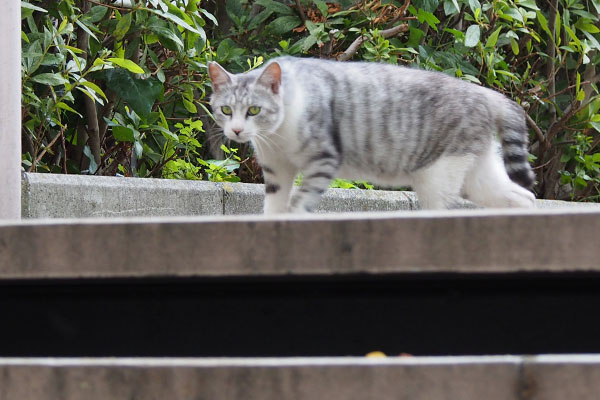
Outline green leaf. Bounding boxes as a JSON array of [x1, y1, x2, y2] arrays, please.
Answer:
[[248, 9, 274, 30], [30, 73, 68, 86], [485, 27, 502, 48], [56, 101, 82, 116], [255, 0, 294, 15], [105, 69, 163, 116], [201, 8, 218, 26], [560, 153, 572, 163], [87, 6, 108, 23], [83, 146, 98, 174], [517, 0, 539, 10], [114, 12, 132, 41], [80, 80, 108, 101], [74, 19, 99, 43], [564, 25, 582, 48], [21, 1, 47, 13], [502, 8, 524, 23], [134, 141, 144, 158], [578, 23, 600, 34], [417, 9, 440, 32], [536, 11, 551, 37], [577, 89, 585, 101], [267, 15, 302, 35], [147, 8, 202, 35], [465, 25, 481, 47], [510, 38, 520, 55], [108, 57, 145, 74], [182, 97, 197, 113], [148, 24, 184, 50], [113, 125, 135, 142], [314, 0, 329, 16], [225, 0, 243, 20], [151, 125, 178, 141]]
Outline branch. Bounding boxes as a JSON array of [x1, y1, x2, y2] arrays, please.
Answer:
[[295, 0, 306, 22], [546, 0, 558, 126], [336, 23, 409, 61], [545, 100, 581, 149], [525, 113, 546, 147], [32, 126, 66, 170], [77, 0, 101, 168]]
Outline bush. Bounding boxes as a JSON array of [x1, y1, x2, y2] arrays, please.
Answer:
[[21, 0, 600, 201]]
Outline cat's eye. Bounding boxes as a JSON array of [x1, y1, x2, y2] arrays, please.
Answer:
[[247, 106, 261, 116], [221, 106, 232, 115]]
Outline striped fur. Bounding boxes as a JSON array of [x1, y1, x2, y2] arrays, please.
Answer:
[[208, 57, 535, 213]]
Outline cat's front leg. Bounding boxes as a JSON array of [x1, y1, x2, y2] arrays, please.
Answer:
[[262, 164, 296, 215], [289, 152, 340, 213]]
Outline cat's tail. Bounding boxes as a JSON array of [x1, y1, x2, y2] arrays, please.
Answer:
[[497, 100, 536, 190]]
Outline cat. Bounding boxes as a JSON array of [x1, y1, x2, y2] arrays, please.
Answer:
[[208, 57, 536, 214]]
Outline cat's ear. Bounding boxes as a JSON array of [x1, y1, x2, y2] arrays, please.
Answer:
[[208, 62, 232, 92], [257, 62, 282, 95]]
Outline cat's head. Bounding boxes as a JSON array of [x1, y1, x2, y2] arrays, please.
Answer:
[[208, 61, 284, 143]]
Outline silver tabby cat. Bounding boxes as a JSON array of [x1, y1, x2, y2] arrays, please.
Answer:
[[208, 57, 535, 213]]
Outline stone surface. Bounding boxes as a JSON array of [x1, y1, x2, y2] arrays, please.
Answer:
[[2, 355, 600, 400], [522, 355, 600, 400], [222, 181, 264, 214], [0, 356, 522, 400], [1, 208, 600, 279], [317, 187, 417, 212], [21, 173, 600, 219], [22, 173, 223, 218]]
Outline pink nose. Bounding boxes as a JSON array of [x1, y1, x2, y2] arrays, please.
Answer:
[[232, 128, 242, 136]]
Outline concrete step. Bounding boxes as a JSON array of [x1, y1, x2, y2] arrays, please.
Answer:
[[1, 356, 600, 400], [8, 174, 600, 399], [2, 209, 599, 279], [21, 172, 600, 218]]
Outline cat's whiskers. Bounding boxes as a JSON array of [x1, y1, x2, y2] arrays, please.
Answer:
[[252, 132, 279, 154]]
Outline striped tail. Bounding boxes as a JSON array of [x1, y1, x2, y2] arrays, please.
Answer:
[[499, 101, 536, 190]]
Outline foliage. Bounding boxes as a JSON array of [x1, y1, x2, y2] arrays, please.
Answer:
[[21, 0, 600, 201], [21, 0, 242, 182]]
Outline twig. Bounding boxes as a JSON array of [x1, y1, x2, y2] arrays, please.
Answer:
[[32, 127, 66, 169], [60, 126, 68, 174], [525, 113, 546, 147], [294, 0, 306, 22], [532, 154, 557, 170], [545, 100, 582, 149], [337, 23, 409, 61], [546, 0, 558, 127], [84, 0, 133, 11]]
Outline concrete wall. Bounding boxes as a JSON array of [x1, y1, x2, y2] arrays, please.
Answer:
[[0, 0, 21, 220], [21, 173, 600, 219], [2, 208, 600, 279], [1, 356, 599, 400]]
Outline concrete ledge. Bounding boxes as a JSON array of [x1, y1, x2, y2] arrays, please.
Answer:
[[0, 355, 599, 399], [21, 173, 223, 218], [2, 209, 600, 279], [21, 173, 600, 218]]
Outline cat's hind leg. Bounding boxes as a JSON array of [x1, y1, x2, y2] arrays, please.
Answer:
[[462, 142, 535, 208], [411, 155, 476, 209]]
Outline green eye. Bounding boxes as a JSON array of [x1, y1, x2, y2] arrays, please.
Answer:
[[221, 106, 232, 115], [247, 106, 261, 116]]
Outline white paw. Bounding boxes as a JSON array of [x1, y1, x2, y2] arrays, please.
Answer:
[[505, 186, 536, 208]]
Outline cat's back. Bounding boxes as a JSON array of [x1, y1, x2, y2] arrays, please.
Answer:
[[273, 56, 490, 104]]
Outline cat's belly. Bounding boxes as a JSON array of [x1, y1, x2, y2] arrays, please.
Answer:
[[336, 164, 413, 187]]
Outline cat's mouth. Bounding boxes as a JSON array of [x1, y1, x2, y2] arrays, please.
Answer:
[[225, 131, 251, 143]]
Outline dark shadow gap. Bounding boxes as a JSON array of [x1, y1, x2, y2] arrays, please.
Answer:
[[1, 273, 600, 357]]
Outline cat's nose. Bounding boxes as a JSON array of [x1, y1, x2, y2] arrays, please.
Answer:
[[232, 128, 243, 136]]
